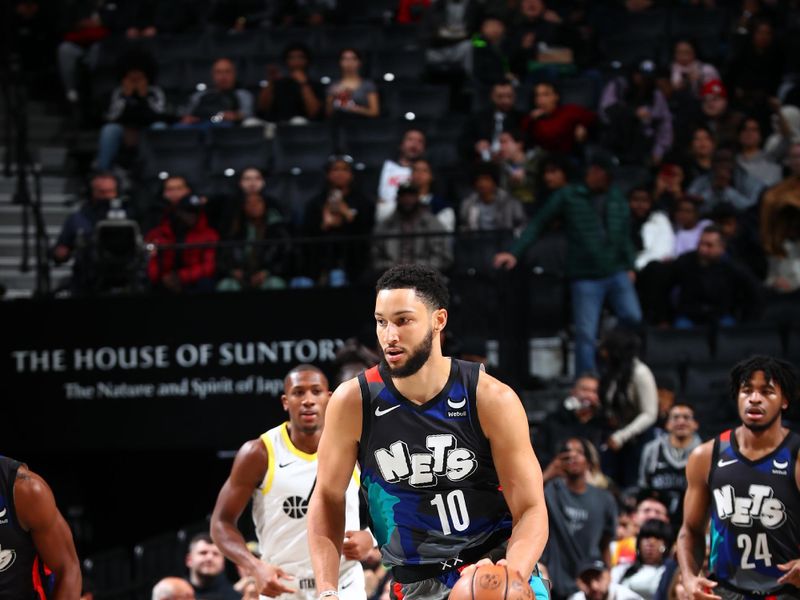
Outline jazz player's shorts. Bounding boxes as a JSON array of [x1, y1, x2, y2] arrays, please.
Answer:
[[261, 565, 366, 600]]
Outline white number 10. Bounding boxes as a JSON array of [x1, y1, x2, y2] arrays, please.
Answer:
[[430, 490, 471, 535]]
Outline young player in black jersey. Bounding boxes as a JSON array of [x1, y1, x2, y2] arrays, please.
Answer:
[[0, 457, 81, 600], [677, 356, 800, 600], [308, 264, 548, 600]]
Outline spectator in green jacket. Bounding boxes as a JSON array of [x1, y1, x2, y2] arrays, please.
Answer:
[[494, 156, 642, 374]]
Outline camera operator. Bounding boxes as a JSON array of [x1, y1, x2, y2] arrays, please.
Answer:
[[52, 171, 120, 294]]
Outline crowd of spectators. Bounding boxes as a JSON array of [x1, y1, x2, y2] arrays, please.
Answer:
[[16, 4, 800, 599], [31, 0, 797, 337]]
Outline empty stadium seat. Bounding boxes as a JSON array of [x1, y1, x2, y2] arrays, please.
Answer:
[[275, 123, 335, 146], [786, 329, 800, 363], [340, 118, 401, 144], [208, 126, 266, 147], [317, 26, 375, 56], [273, 136, 334, 173], [371, 50, 427, 83], [347, 139, 396, 169], [644, 327, 712, 367], [207, 31, 261, 59], [558, 78, 597, 110], [714, 325, 783, 363], [151, 34, 207, 62], [209, 141, 272, 175], [374, 25, 424, 52], [384, 84, 450, 120], [260, 28, 319, 57]]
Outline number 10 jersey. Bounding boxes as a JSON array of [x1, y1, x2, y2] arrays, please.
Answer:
[[357, 359, 512, 570]]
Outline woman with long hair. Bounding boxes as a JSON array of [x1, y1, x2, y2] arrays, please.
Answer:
[[611, 519, 673, 600], [598, 327, 658, 487], [325, 48, 380, 118]]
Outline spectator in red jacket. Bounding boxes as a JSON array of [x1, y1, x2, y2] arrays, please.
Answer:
[[145, 193, 219, 293], [523, 81, 595, 156]]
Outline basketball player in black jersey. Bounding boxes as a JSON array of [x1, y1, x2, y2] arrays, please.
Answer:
[[308, 264, 548, 600], [677, 356, 800, 600], [0, 457, 81, 599]]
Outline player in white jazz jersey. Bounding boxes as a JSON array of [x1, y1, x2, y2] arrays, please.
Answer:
[[211, 365, 374, 600]]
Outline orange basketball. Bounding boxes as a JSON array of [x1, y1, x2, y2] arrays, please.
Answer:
[[448, 564, 533, 600]]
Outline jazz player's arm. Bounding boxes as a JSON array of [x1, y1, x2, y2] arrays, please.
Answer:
[[477, 372, 549, 581], [308, 377, 362, 595], [14, 466, 81, 600], [211, 439, 297, 597], [676, 441, 721, 600]]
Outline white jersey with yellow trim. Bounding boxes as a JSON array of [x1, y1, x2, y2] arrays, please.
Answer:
[[253, 422, 365, 600]]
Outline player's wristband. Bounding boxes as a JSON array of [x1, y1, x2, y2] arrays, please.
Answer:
[[319, 590, 339, 600]]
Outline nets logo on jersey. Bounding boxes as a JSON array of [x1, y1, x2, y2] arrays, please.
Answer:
[[282, 496, 309, 519], [714, 484, 787, 529], [374, 434, 478, 488], [0, 545, 16, 572]]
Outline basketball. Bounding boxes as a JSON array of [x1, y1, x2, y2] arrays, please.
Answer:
[[449, 564, 533, 600]]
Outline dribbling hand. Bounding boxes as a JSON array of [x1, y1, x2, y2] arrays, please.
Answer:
[[683, 574, 721, 600], [252, 561, 297, 597]]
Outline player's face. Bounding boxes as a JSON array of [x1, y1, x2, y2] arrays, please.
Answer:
[[282, 370, 330, 434], [738, 370, 786, 432], [375, 288, 443, 378], [186, 540, 225, 578], [665, 406, 697, 439]]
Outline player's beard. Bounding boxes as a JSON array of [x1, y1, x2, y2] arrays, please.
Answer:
[[742, 410, 781, 432], [382, 327, 434, 379]]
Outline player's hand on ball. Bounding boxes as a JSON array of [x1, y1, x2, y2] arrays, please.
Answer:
[[777, 559, 800, 586], [682, 574, 721, 600], [253, 562, 297, 597], [458, 557, 499, 580]]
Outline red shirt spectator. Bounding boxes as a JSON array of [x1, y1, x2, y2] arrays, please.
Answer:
[[397, 0, 430, 23], [145, 195, 219, 291], [523, 82, 596, 155]]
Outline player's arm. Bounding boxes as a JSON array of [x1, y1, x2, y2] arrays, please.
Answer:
[[308, 377, 363, 594], [477, 372, 548, 581], [211, 440, 297, 597], [776, 451, 800, 587], [14, 467, 81, 600], [677, 441, 720, 600]]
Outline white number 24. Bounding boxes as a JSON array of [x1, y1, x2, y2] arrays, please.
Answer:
[[737, 533, 772, 569]]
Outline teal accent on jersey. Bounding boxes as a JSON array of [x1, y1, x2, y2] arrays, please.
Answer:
[[709, 518, 723, 573], [363, 474, 400, 548]]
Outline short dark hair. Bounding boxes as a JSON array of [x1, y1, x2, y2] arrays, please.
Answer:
[[701, 224, 725, 240], [283, 42, 312, 63], [473, 162, 500, 185], [729, 355, 798, 408], [188, 532, 213, 551], [376, 264, 449, 310], [284, 364, 328, 390], [638, 518, 673, 545]]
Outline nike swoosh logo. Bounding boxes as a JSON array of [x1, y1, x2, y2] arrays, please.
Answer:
[[278, 461, 296, 468], [717, 458, 738, 467], [447, 398, 467, 409], [773, 460, 789, 469], [341, 581, 353, 590], [375, 405, 401, 417]]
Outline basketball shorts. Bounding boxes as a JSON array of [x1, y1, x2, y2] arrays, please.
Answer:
[[261, 564, 366, 600]]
